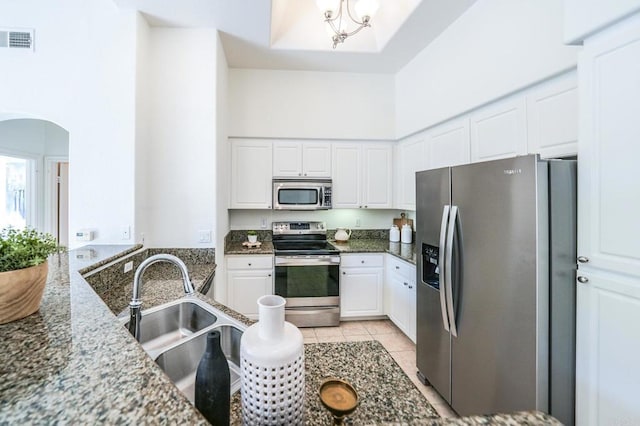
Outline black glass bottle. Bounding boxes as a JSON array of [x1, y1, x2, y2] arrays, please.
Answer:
[[195, 330, 230, 425]]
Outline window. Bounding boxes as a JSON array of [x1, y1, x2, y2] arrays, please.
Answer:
[[0, 155, 29, 230]]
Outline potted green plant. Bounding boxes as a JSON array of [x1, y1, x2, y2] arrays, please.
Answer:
[[0, 227, 59, 324], [247, 230, 258, 244]]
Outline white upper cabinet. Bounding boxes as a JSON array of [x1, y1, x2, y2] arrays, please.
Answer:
[[331, 143, 361, 208], [302, 143, 332, 177], [396, 137, 427, 211], [427, 117, 471, 169], [272, 142, 302, 176], [470, 96, 527, 162], [361, 143, 393, 209], [577, 15, 640, 277], [272, 141, 331, 178], [332, 142, 392, 209], [526, 73, 579, 158], [230, 139, 273, 209]]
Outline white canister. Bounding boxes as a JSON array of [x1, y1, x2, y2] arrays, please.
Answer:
[[401, 224, 413, 244], [389, 225, 400, 242]]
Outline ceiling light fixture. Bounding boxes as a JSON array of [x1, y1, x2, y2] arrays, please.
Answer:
[[316, 0, 380, 49]]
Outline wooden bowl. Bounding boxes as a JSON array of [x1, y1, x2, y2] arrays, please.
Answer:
[[0, 262, 48, 324], [319, 378, 359, 422]]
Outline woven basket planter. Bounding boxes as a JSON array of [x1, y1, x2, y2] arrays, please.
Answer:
[[0, 262, 48, 324]]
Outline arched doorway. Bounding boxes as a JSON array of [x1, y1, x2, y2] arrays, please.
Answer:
[[0, 118, 70, 246]]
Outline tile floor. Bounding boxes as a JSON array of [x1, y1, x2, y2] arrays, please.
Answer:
[[303, 319, 457, 418]]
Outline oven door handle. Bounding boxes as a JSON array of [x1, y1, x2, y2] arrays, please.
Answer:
[[285, 306, 339, 312], [275, 257, 341, 266]]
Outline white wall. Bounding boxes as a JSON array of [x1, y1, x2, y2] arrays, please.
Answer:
[[395, 0, 580, 139], [137, 28, 218, 248], [564, 0, 640, 43], [0, 119, 68, 157], [214, 33, 229, 302], [228, 69, 395, 140], [0, 0, 138, 248], [134, 13, 150, 246]]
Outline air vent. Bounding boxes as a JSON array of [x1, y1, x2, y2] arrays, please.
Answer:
[[0, 28, 35, 51]]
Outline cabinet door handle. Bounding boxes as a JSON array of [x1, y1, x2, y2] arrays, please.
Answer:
[[408, 285, 413, 289], [248, 263, 252, 266], [342, 271, 346, 275], [268, 273, 272, 277], [403, 282, 408, 286], [304, 173, 307, 176], [361, 260, 365, 264], [395, 266, 399, 269], [298, 173, 302, 176], [577, 276, 589, 284], [577, 256, 589, 263], [364, 205, 368, 208]]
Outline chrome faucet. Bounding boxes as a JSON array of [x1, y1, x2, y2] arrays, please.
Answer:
[[128, 254, 196, 341]]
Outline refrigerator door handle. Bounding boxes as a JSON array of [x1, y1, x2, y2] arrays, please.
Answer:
[[445, 205, 459, 337], [439, 205, 451, 332]]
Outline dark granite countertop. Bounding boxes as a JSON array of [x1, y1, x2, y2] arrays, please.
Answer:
[[224, 235, 416, 265], [0, 244, 557, 425], [225, 240, 274, 255], [330, 238, 417, 265], [0, 245, 210, 424]]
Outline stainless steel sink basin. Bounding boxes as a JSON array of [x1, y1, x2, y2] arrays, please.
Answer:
[[155, 325, 243, 402], [121, 297, 247, 401], [123, 299, 217, 356]]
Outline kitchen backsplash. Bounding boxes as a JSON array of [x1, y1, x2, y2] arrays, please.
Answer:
[[225, 229, 390, 242]]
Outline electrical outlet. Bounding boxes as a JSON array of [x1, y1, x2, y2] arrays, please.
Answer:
[[198, 230, 212, 243], [121, 225, 131, 240], [260, 217, 267, 229], [124, 261, 133, 273], [355, 218, 361, 227]]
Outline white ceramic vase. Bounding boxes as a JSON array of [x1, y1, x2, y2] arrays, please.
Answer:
[[240, 295, 305, 425]]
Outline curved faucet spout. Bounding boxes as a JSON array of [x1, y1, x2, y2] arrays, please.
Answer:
[[128, 254, 196, 341]]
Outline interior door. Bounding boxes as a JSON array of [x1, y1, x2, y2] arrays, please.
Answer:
[[416, 166, 452, 403], [450, 155, 546, 416]]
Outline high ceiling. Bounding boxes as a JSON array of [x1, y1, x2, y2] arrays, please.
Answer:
[[113, 0, 476, 73]]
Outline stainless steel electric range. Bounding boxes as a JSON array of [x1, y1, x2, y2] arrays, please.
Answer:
[[272, 221, 340, 327]]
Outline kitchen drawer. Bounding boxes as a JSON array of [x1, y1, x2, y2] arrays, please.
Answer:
[[226, 255, 273, 270], [386, 255, 416, 281], [340, 253, 384, 268]]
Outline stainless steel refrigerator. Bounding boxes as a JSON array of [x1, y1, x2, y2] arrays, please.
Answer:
[[416, 154, 576, 425]]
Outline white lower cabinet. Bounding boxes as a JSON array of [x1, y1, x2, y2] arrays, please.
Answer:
[[340, 254, 384, 318], [386, 255, 417, 342], [576, 268, 640, 425], [226, 255, 273, 320]]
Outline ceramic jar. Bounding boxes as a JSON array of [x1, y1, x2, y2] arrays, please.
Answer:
[[240, 295, 305, 425], [389, 225, 400, 243], [401, 224, 413, 244]]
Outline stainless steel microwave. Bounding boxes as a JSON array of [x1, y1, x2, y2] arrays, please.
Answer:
[[272, 178, 332, 210]]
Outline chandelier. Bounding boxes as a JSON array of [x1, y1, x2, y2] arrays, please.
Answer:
[[316, 0, 380, 49]]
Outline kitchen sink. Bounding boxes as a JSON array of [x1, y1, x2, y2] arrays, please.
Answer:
[[155, 325, 243, 402], [123, 299, 218, 356], [121, 297, 246, 401]]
